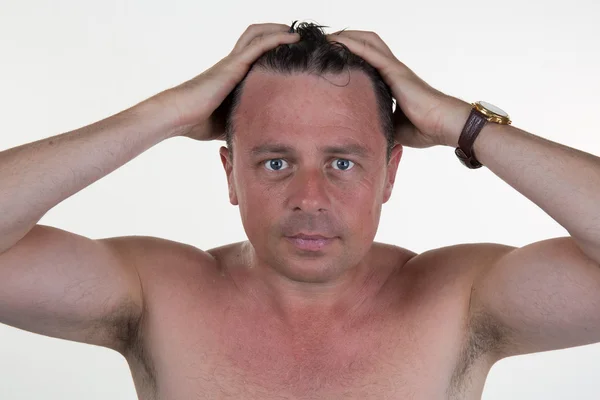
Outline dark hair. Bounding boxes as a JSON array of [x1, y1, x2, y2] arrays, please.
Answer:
[[217, 21, 398, 161]]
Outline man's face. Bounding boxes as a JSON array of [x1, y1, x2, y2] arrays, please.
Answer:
[[219, 69, 402, 283]]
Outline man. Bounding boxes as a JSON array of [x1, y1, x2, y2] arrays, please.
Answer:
[[1, 20, 599, 399]]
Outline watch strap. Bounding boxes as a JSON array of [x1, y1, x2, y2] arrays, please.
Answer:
[[454, 107, 487, 169]]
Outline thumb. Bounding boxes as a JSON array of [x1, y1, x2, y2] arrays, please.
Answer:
[[392, 106, 438, 149]]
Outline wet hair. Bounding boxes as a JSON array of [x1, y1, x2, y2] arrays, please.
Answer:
[[215, 21, 399, 162]]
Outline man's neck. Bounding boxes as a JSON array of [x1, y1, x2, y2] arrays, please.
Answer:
[[227, 241, 395, 330]]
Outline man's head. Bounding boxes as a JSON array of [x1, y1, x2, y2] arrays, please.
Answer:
[[218, 22, 404, 283]]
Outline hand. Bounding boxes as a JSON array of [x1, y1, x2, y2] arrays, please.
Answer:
[[155, 23, 300, 141], [326, 30, 471, 148]]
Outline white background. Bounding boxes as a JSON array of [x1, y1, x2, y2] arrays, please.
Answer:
[[1, 0, 600, 398]]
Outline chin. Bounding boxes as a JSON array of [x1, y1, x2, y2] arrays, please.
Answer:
[[272, 244, 354, 283], [274, 259, 347, 283]]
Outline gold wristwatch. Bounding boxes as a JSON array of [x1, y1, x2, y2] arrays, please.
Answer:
[[455, 101, 512, 169]]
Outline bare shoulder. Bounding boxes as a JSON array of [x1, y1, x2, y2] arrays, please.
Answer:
[[110, 235, 214, 261], [403, 241, 516, 282], [107, 235, 220, 282]]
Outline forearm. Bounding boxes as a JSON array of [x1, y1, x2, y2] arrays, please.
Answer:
[[444, 101, 600, 262], [0, 95, 179, 254]]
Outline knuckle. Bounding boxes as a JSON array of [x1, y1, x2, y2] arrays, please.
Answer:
[[243, 24, 259, 35]]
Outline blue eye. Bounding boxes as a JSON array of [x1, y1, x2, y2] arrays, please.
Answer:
[[264, 159, 289, 171], [332, 158, 354, 171]]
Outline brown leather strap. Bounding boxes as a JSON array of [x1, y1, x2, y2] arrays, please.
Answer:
[[454, 108, 487, 169]]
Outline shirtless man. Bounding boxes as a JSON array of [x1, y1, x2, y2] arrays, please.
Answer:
[[1, 21, 600, 399]]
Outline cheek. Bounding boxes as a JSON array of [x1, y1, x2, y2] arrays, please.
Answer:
[[359, 175, 386, 221], [338, 177, 383, 227], [348, 174, 383, 208], [237, 177, 280, 233]]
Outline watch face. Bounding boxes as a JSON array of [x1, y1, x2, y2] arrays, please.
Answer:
[[479, 101, 508, 117]]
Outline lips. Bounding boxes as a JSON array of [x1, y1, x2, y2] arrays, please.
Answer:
[[288, 233, 333, 240], [285, 233, 336, 251]]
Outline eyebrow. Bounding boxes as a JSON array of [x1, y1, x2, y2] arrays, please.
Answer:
[[250, 143, 370, 158]]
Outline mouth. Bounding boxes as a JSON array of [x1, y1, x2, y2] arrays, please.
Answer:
[[285, 234, 336, 252]]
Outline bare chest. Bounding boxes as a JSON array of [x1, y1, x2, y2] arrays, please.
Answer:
[[125, 249, 491, 399], [132, 307, 467, 398]]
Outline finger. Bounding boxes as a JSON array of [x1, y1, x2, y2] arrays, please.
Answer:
[[235, 30, 300, 67], [233, 23, 293, 52], [328, 30, 395, 58], [326, 33, 400, 80]]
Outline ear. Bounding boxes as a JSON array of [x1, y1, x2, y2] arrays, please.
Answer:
[[382, 144, 403, 204], [219, 146, 238, 206]]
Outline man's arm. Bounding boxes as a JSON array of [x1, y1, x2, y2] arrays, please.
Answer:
[[469, 237, 600, 359], [454, 116, 600, 358], [0, 97, 177, 354], [0, 98, 176, 255], [0, 226, 145, 354]]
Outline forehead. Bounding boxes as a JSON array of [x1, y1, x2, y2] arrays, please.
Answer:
[[232, 68, 384, 155]]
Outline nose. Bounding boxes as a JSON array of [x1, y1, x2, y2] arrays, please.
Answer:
[[288, 168, 331, 213]]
